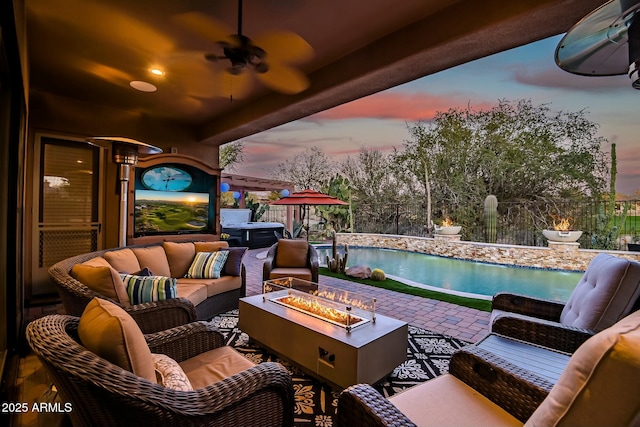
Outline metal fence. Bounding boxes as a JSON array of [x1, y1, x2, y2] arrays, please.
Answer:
[[261, 200, 640, 249]]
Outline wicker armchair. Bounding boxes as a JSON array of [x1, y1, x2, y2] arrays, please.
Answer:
[[49, 246, 198, 334], [491, 253, 640, 353], [338, 310, 640, 426], [26, 315, 294, 427], [263, 240, 319, 283]]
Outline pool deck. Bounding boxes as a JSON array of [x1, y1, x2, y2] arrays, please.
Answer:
[[246, 248, 490, 343]]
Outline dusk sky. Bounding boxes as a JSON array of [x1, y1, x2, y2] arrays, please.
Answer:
[[231, 35, 640, 195]]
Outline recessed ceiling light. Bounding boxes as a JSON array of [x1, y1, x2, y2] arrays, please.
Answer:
[[130, 80, 157, 92], [150, 68, 164, 76]]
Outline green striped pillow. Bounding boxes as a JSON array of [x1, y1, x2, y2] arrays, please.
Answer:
[[120, 274, 178, 305], [185, 251, 229, 279]]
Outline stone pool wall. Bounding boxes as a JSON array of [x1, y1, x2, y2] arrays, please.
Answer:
[[335, 233, 640, 271]]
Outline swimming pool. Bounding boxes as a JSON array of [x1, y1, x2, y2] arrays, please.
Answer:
[[316, 246, 583, 302]]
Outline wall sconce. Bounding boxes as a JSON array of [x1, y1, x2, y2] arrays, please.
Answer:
[[87, 137, 162, 247], [220, 182, 231, 192]]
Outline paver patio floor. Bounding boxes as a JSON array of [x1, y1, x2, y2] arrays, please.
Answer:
[[245, 248, 490, 343]]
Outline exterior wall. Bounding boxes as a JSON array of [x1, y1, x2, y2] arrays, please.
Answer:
[[336, 233, 640, 271]]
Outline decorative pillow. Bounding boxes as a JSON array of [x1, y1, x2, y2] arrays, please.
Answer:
[[78, 298, 156, 383], [133, 267, 153, 276], [185, 251, 229, 279], [132, 246, 171, 277], [151, 353, 193, 391], [71, 264, 130, 307], [163, 241, 196, 278], [220, 247, 248, 276], [120, 274, 178, 305], [275, 239, 309, 268]]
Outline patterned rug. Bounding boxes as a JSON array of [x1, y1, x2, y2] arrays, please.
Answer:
[[210, 310, 470, 427]]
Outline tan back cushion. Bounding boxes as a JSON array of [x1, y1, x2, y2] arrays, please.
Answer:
[[526, 310, 640, 426], [132, 246, 171, 277], [275, 239, 309, 268], [78, 298, 156, 383], [103, 248, 141, 273], [70, 264, 130, 307], [194, 241, 229, 253], [163, 242, 196, 278], [560, 253, 640, 332]]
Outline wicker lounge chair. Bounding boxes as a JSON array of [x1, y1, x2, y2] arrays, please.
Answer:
[[490, 253, 640, 353], [337, 309, 640, 426], [26, 307, 294, 427], [263, 239, 319, 283]]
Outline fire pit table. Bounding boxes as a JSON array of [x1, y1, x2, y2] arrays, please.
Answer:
[[238, 277, 408, 389]]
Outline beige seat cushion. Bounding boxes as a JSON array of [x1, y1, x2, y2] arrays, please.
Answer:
[[103, 248, 141, 273], [180, 346, 256, 390], [194, 241, 229, 253], [389, 374, 522, 427], [178, 276, 242, 297], [71, 264, 130, 307], [78, 298, 156, 383], [275, 240, 309, 268], [132, 246, 171, 277], [525, 309, 640, 426], [175, 282, 208, 306], [269, 268, 312, 282], [163, 241, 196, 278]]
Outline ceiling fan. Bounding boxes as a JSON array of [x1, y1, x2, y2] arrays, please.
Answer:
[[555, 0, 640, 89], [176, 0, 314, 96]]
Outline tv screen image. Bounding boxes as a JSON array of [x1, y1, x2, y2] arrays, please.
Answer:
[[134, 190, 210, 235]]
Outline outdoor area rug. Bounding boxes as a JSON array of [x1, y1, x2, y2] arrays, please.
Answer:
[[210, 309, 470, 427]]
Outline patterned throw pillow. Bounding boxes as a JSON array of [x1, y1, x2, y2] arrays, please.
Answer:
[[120, 274, 178, 305], [185, 251, 229, 279], [151, 353, 193, 391]]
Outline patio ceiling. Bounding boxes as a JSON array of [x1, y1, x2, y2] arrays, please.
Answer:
[[25, 0, 608, 148]]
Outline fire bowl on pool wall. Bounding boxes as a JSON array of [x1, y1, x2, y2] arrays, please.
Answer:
[[542, 229, 583, 243], [435, 225, 462, 235]]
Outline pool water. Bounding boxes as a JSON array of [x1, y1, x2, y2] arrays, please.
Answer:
[[317, 246, 582, 302]]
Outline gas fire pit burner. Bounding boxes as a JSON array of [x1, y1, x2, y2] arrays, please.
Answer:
[[271, 294, 367, 329]]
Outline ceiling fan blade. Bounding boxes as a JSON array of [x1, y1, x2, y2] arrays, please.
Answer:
[[254, 31, 314, 64], [174, 12, 236, 46], [257, 63, 310, 94]]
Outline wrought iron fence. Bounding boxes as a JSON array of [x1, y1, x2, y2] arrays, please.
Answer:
[[260, 199, 640, 250]]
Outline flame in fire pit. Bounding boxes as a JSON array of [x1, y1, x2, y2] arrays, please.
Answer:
[[274, 295, 365, 327], [553, 217, 573, 231], [441, 217, 454, 227]]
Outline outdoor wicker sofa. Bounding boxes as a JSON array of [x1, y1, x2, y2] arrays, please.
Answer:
[[337, 309, 640, 426], [26, 300, 294, 427], [49, 240, 247, 333], [490, 252, 640, 353]]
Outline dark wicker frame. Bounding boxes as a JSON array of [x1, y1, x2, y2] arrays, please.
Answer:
[[26, 315, 294, 427], [491, 292, 594, 353], [337, 345, 554, 426], [48, 241, 246, 334], [262, 242, 320, 283]]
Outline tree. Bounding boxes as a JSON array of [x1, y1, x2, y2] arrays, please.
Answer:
[[394, 99, 610, 236], [271, 146, 335, 190], [219, 141, 245, 171], [340, 147, 399, 203]]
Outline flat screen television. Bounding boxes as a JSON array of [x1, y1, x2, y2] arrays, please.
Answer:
[[133, 164, 216, 237]]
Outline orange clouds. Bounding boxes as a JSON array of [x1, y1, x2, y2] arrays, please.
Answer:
[[312, 92, 493, 121]]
